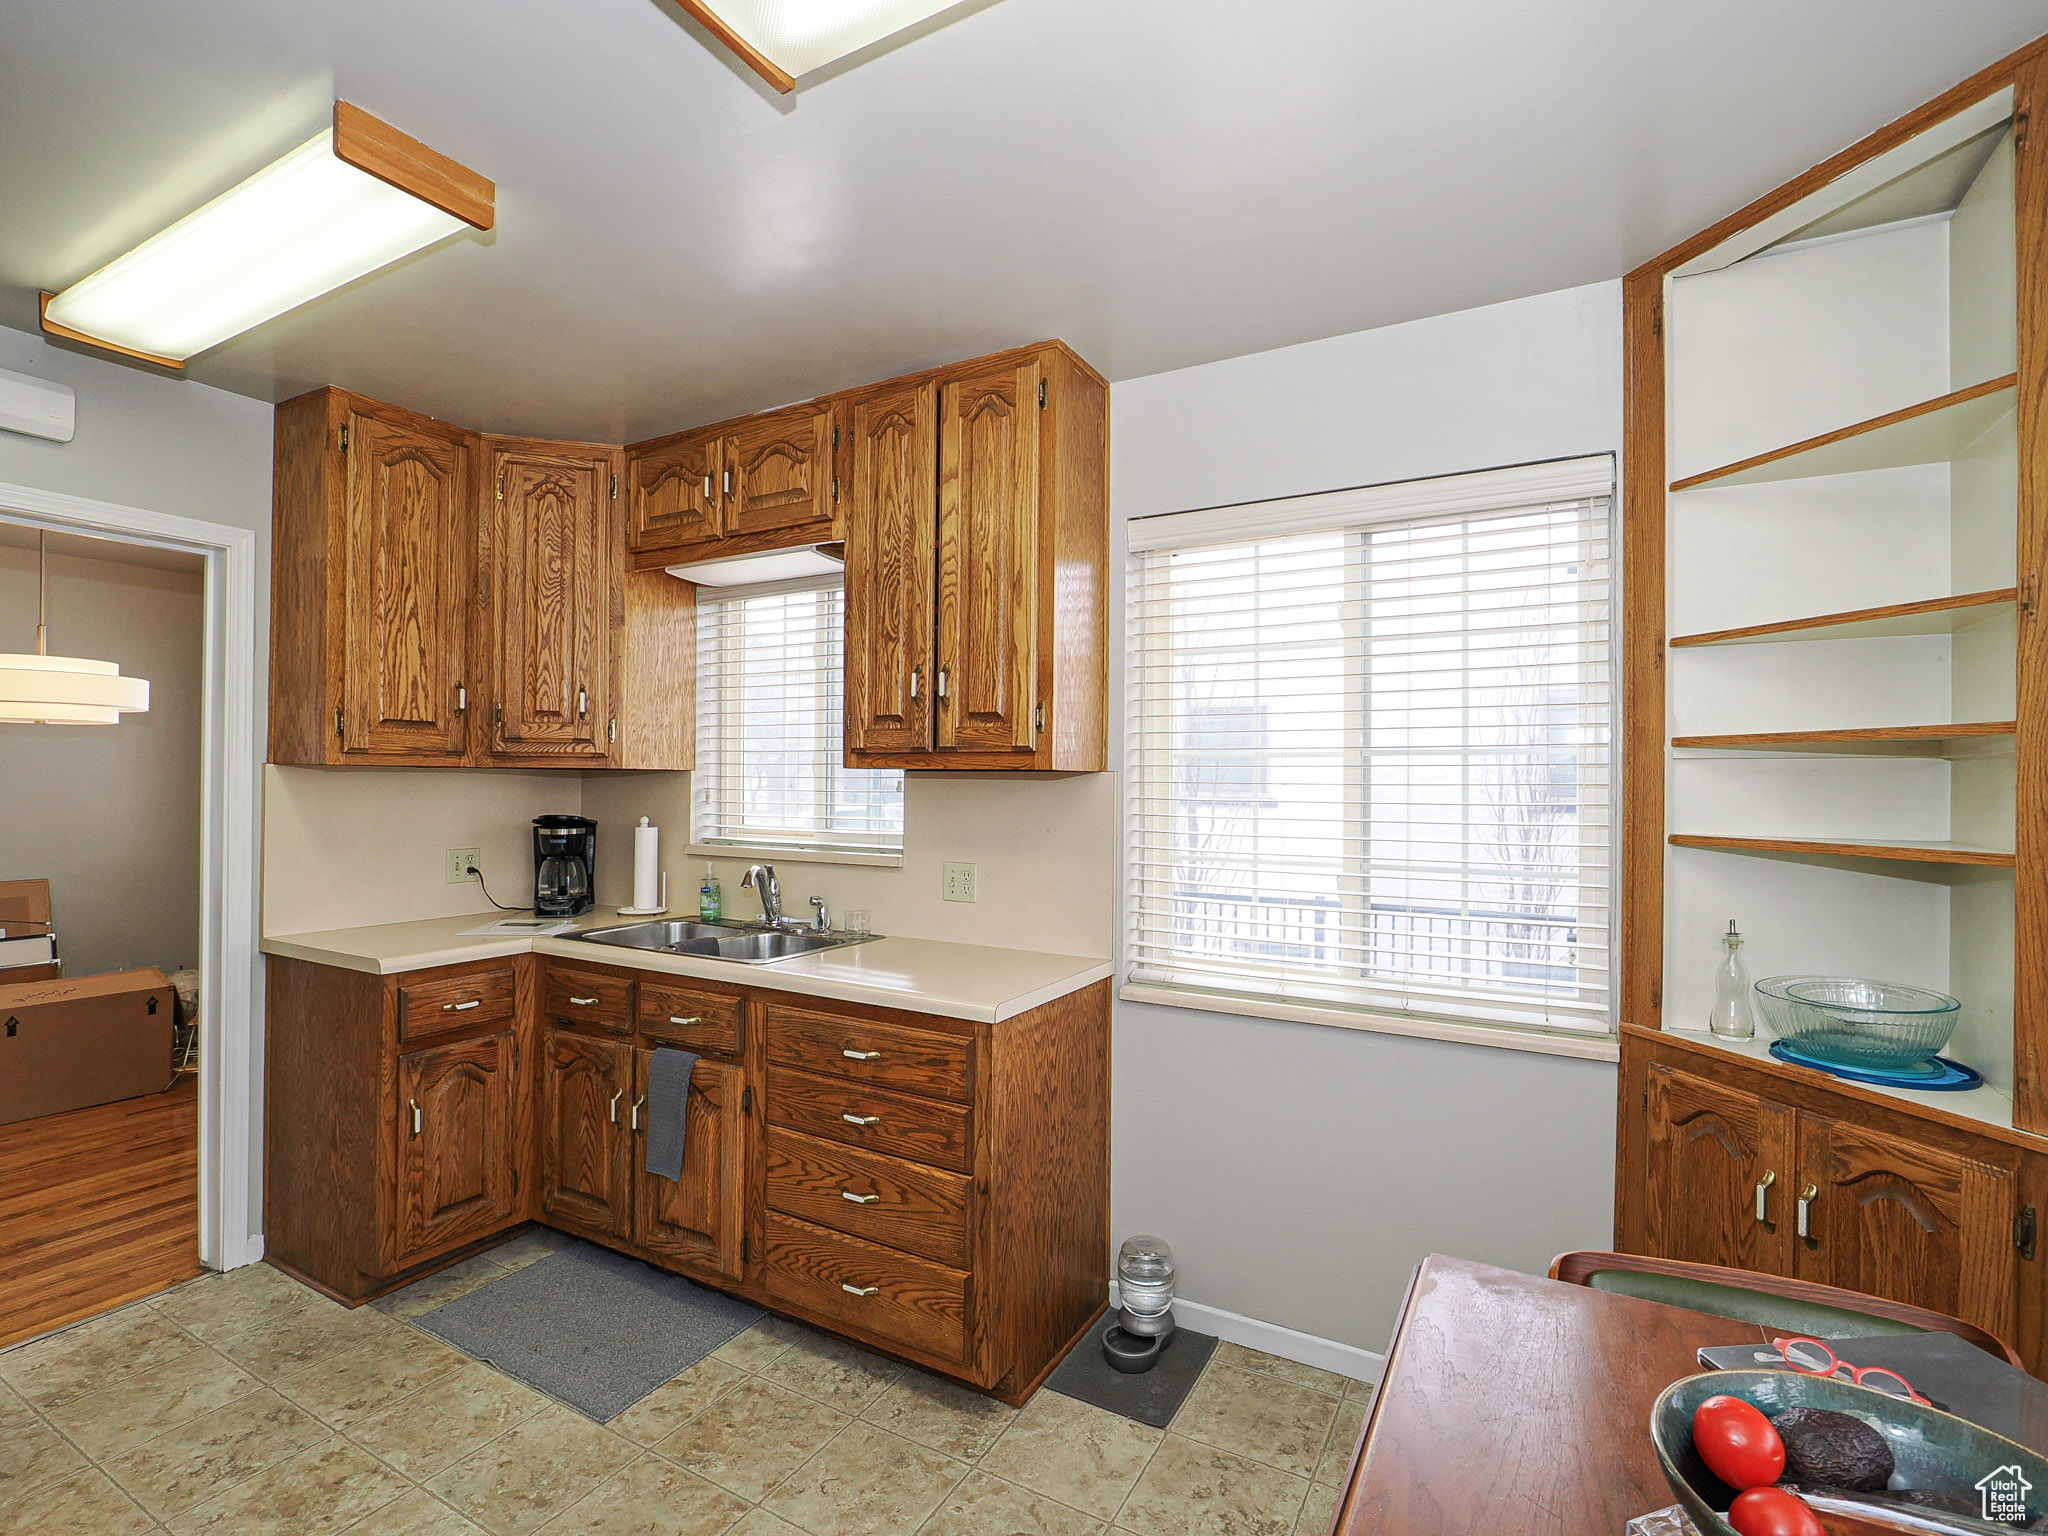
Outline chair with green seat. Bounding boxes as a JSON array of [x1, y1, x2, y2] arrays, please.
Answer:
[[1548, 1251, 2023, 1368]]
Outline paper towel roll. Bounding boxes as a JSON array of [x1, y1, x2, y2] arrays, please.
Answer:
[[633, 818, 661, 910]]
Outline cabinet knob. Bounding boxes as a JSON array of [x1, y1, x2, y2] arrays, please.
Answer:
[[577, 687, 588, 719], [909, 668, 920, 700], [1753, 1169, 1776, 1224], [841, 1112, 881, 1127], [570, 996, 600, 1007], [409, 1098, 421, 1138], [456, 682, 467, 713], [631, 1094, 646, 1133], [841, 1189, 881, 1205], [702, 474, 712, 500], [840, 1283, 879, 1297], [1796, 1183, 1819, 1240], [442, 999, 481, 1012], [610, 1089, 623, 1123], [841, 1049, 882, 1061], [936, 668, 948, 701]]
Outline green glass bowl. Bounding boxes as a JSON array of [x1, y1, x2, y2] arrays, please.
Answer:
[[1651, 1369, 2048, 1534]]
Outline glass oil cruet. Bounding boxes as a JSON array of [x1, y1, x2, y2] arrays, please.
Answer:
[[1709, 919, 1756, 1040]]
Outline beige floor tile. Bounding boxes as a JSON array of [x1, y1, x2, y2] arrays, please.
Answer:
[[654, 1377, 847, 1502], [0, 1382, 89, 1510], [863, 1372, 1016, 1462], [609, 1356, 746, 1446], [1169, 1364, 1336, 1478], [372, 1255, 511, 1322], [339, 1488, 489, 1534], [760, 1333, 901, 1414], [154, 1263, 320, 1344], [102, 1386, 327, 1521], [0, 1300, 204, 1409], [46, 1345, 260, 1461], [0, 1466, 155, 1536], [1205, 1346, 1349, 1401], [1292, 1479, 1342, 1536], [166, 1435, 412, 1536], [729, 1512, 810, 1536], [217, 1295, 400, 1381], [764, 1421, 967, 1536], [1117, 1436, 1307, 1536], [1341, 1379, 1375, 1407], [487, 1230, 576, 1273], [917, 1470, 1105, 1536], [425, 1404, 636, 1536], [710, 1315, 815, 1373], [275, 1325, 469, 1429], [1311, 1398, 1367, 1489], [347, 1359, 553, 1479], [539, 1453, 751, 1536], [979, 1392, 1161, 1521]]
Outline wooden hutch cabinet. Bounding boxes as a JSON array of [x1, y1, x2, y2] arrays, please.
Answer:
[[1616, 35, 2048, 1371]]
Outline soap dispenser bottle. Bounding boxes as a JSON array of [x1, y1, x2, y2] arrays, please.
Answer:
[[699, 863, 721, 923], [1708, 920, 1756, 1041]]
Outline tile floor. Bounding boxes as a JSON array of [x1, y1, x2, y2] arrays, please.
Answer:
[[0, 1234, 1373, 1536]]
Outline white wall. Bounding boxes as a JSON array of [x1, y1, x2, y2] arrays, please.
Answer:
[[0, 323, 274, 1246], [1108, 281, 1625, 1354]]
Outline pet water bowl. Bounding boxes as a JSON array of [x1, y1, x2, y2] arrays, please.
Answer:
[[1754, 975, 1960, 1071]]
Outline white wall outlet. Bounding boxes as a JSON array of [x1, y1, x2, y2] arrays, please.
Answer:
[[445, 848, 482, 884], [942, 861, 978, 903]]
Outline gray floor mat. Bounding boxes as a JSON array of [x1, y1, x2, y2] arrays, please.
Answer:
[[1042, 1322, 1217, 1428]]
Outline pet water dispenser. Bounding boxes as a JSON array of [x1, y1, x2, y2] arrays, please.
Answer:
[[1103, 1234, 1176, 1373]]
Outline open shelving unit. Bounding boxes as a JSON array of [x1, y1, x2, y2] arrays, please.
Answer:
[[1670, 722, 2015, 756], [1669, 588, 2017, 649]]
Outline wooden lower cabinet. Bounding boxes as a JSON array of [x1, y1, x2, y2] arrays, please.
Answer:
[[396, 1030, 519, 1264], [1620, 1026, 2030, 1363], [541, 1028, 632, 1239], [632, 1048, 745, 1283]]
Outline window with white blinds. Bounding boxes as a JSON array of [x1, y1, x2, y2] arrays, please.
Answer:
[[1125, 456, 1615, 1041], [694, 576, 905, 859]]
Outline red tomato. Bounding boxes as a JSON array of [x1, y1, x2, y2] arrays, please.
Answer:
[[1728, 1486, 1826, 1536], [1691, 1394, 1786, 1490]]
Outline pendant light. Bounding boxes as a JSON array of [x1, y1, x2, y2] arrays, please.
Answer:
[[0, 532, 150, 725]]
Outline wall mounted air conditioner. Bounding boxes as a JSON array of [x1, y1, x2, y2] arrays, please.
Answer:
[[0, 367, 75, 443]]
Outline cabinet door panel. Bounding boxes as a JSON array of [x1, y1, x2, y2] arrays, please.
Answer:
[[1796, 1114, 2017, 1340], [628, 432, 722, 552], [937, 361, 1039, 753], [844, 382, 936, 755], [490, 446, 612, 759], [1645, 1066, 1793, 1276], [541, 1028, 631, 1237], [343, 412, 469, 757], [726, 406, 836, 540], [632, 1050, 746, 1282], [396, 1031, 516, 1263]]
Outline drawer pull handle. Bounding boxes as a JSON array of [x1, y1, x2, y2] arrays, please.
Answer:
[[610, 1089, 623, 1123], [669, 1015, 702, 1026], [570, 996, 600, 1007], [841, 1283, 879, 1297], [1796, 1183, 1819, 1240], [841, 1112, 881, 1126], [631, 1094, 646, 1133], [1754, 1169, 1776, 1224], [842, 1048, 882, 1061], [442, 999, 482, 1012], [841, 1189, 881, 1205], [409, 1098, 421, 1138]]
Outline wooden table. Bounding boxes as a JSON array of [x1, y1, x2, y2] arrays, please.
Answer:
[[1333, 1254, 1773, 1535]]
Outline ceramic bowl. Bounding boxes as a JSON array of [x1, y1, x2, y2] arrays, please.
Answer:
[[1651, 1369, 2048, 1534]]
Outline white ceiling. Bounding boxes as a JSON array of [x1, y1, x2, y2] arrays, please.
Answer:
[[4, 0, 2047, 443]]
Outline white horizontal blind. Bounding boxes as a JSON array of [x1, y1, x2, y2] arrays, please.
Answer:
[[695, 576, 904, 856], [1125, 457, 1615, 1039]]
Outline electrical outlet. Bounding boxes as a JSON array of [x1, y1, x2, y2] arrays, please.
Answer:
[[445, 848, 481, 884], [942, 861, 977, 903]]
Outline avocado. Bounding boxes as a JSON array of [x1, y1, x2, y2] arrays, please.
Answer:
[[1771, 1406, 1895, 1492]]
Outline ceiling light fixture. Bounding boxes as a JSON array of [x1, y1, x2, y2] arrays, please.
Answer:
[[676, 0, 977, 91], [40, 102, 494, 369], [0, 531, 149, 725]]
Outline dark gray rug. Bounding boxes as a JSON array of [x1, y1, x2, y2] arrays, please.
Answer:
[[1043, 1323, 1217, 1428], [413, 1242, 764, 1422]]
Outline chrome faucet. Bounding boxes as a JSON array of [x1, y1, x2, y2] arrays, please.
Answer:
[[809, 895, 831, 934], [741, 864, 783, 928]]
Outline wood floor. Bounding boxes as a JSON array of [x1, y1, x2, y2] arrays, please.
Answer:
[[0, 1074, 201, 1349]]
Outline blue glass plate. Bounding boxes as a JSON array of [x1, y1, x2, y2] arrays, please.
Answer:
[[1770, 1038, 1982, 1090]]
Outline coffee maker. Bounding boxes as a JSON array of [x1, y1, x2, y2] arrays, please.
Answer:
[[533, 815, 597, 916]]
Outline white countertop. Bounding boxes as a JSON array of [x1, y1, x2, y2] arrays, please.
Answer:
[[260, 908, 1114, 1025]]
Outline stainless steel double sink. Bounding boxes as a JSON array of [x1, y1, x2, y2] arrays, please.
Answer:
[[569, 918, 874, 965]]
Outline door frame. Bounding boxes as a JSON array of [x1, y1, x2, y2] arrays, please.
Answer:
[[0, 478, 263, 1272]]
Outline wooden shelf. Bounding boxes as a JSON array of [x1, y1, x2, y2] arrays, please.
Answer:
[[1670, 588, 2018, 648], [1668, 833, 2015, 868], [1669, 374, 2017, 492], [1671, 722, 2015, 756]]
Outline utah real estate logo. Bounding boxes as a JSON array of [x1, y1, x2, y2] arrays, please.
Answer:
[[1978, 1464, 2033, 1523]]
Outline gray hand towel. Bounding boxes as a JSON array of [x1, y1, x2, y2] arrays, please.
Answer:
[[645, 1046, 698, 1181]]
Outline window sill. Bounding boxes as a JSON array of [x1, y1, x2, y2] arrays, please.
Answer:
[[1117, 983, 1622, 1063], [687, 843, 904, 870]]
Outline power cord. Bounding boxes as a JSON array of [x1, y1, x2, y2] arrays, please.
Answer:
[[471, 862, 526, 912]]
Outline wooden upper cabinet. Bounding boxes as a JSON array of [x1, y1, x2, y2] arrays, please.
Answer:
[[481, 439, 616, 762], [726, 404, 838, 541], [844, 381, 938, 755], [628, 429, 723, 553], [1644, 1066, 1793, 1277], [541, 1027, 632, 1238], [395, 1031, 518, 1265], [625, 403, 840, 561], [632, 1049, 746, 1283], [1794, 1114, 2017, 1340], [270, 389, 474, 765]]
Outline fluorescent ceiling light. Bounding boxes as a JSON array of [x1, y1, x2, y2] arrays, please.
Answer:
[[667, 545, 846, 586], [678, 0, 976, 90], [41, 103, 493, 368]]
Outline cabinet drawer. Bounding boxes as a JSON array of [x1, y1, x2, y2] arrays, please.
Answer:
[[764, 1212, 967, 1365], [768, 1067, 972, 1173], [397, 964, 516, 1042], [543, 966, 634, 1034], [639, 981, 743, 1057], [766, 1129, 970, 1268], [766, 1005, 971, 1103]]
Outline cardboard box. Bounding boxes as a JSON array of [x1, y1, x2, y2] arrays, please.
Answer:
[[0, 878, 53, 939], [0, 967, 175, 1126]]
